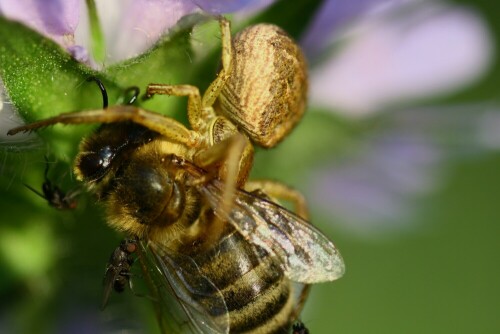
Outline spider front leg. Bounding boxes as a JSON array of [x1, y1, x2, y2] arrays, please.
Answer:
[[245, 180, 310, 219], [145, 18, 232, 132], [7, 106, 200, 147], [202, 17, 232, 107], [146, 84, 210, 132]]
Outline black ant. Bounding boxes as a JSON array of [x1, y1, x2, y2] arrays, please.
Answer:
[[292, 321, 310, 334], [24, 156, 80, 210], [24, 78, 139, 210]]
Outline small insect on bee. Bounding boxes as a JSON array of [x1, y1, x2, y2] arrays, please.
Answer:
[[101, 239, 137, 310], [8, 18, 344, 334], [24, 155, 80, 210], [292, 322, 309, 334]]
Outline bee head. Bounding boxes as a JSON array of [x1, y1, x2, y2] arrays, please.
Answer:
[[75, 122, 157, 184]]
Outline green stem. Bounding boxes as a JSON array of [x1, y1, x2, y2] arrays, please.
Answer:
[[85, 0, 106, 63]]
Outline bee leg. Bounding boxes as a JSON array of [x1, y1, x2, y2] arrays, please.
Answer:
[[290, 284, 311, 323], [145, 18, 232, 132], [245, 180, 310, 219]]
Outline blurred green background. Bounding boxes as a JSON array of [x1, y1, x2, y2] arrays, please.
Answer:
[[0, 0, 499, 333]]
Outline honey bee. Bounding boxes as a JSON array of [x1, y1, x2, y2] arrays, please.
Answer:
[[24, 155, 79, 210], [8, 18, 344, 333]]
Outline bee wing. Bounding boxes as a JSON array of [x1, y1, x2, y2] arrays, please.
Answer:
[[200, 180, 345, 284], [136, 240, 230, 334]]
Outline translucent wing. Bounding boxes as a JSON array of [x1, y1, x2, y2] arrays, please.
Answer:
[[199, 180, 345, 284], [100, 265, 118, 310], [136, 240, 229, 334]]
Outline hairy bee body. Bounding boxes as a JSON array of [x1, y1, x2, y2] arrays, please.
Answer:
[[10, 116, 344, 333], [186, 229, 296, 333], [95, 130, 298, 332]]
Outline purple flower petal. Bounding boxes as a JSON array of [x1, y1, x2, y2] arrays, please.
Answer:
[[89, 0, 275, 62], [1, 0, 276, 65], [308, 118, 443, 237], [0, 0, 81, 41], [301, 0, 409, 57], [308, 104, 500, 237], [309, 4, 492, 116], [67, 45, 89, 63], [194, 0, 275, 14], [476, 110, 500, 150], [89, 0, 196, 62]]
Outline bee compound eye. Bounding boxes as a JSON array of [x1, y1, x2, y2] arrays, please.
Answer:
[[77, 146, 115, 181], [77, 153, 101, 178]]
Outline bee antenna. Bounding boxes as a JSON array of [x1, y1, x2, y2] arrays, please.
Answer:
[[87, 76, 109, 109]]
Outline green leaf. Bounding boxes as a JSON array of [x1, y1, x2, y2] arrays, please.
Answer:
[[104, 14, 210, 122], [86, 0, 107, 63], [0, 17, 122, 158], [0, 18, 109, 119]]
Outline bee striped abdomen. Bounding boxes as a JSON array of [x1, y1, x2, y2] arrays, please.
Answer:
[[194, 230, 295, 333]]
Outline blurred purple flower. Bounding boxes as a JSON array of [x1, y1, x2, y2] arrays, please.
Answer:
[[0, 0, 81, 47], [307, 104, 500, 237], [310, 130, 442, 237], [0, 0, 276, 64], [90, 0, 275, 62], [296, 1, 494, 237], [56, 306, 145, 334], [305, 1, 493, 116], [302, 0, 399, 57], [195, 0, 275, 14], [476, 110, 500, 150], [86, 0, 198, 62]]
